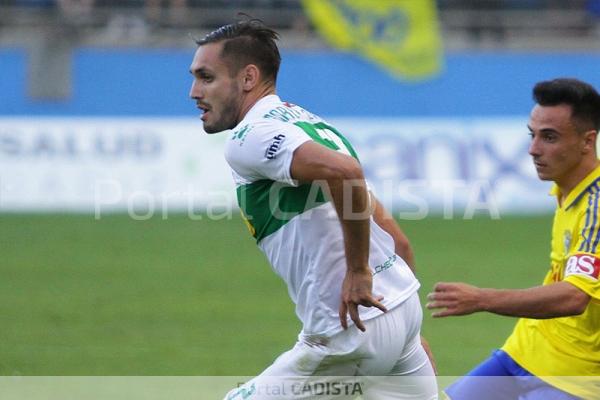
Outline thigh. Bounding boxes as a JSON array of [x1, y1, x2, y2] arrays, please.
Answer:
[[357, 292, 425, 375], [221, 339, 362, 400], [363, 357, 438, 400], [223, 293, 430, 400], [362, 294, 438, 399]]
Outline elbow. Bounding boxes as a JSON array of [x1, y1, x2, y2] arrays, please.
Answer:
[[563, 289, 590, 316], [544, 282, 591, 318], [396, 238, 413, 261], [396, 234, 411, 252], [327, 157, 364, 181], [400, 247, 415, 272], [569, 295, 590, 316]]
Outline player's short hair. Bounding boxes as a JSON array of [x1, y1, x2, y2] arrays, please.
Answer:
[[533, 78, 600, 132], [195, 18, 281, 84]]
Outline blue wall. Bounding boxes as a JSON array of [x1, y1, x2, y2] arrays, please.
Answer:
[[2, 47, 600, 116]]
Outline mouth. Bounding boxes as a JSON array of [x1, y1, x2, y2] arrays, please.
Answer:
[[197, 103, 210, 121], [533, 160, 547, 170]]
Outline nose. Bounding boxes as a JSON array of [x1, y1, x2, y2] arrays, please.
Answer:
[[528, 135, 541, 157], [189, 79, 202, 100]]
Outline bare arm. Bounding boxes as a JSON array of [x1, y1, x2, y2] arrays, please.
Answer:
[[427, 280, 590, 319], [290, 141, 386, 331], [371, 195, 415, 271]]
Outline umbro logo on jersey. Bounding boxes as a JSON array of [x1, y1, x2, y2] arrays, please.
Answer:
[[565, 254, 600, 281], [265, 134, 286, 160]]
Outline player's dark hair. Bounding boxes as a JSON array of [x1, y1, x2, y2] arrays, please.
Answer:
[[195, 17, 281, 85], [533, 78, 600, 132]]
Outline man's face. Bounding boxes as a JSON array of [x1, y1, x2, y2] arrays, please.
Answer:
[[528, 103, 586, 184], [189, 42, 243, 133]]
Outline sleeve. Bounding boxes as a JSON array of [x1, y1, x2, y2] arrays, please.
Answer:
[[564, 204, 600, 301], [225, 120, 312, 186]]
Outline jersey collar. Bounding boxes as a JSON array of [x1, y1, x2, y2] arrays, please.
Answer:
[[236, 94, 281, 127], [551, 164, 600, 210]]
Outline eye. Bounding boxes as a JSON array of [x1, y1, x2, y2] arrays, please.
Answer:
[[543, 133, 558, 143], [200, 74, 213, 83]]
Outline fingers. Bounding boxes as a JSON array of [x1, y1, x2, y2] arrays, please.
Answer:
[[432, 282, 465, 294], [370, 297, 388, 314], [427, 299, 459, 317], [426, 291, 456, 302], [426, 282, 459, 311], [339, 301, 364, 332], [426, 303, 457, 315], [348, 302, 366, 332], [427, 299, 465, 317], [339, 295, 386, 332], [426, 288, 456, 309], [426, 287, 456, 316], [339, 302, 348, 330], [431, 309, 456, 318], [433, 282, 453, 292]]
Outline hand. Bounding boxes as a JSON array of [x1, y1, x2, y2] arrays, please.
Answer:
[[426, 282, 484, 318], [420, 335, 437, 375], [339, 269, 387, 331]]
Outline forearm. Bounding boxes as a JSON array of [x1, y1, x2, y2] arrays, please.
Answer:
[[326, 175, 370, 272], [477, 282, 588, 318], [428, 281, 590, 319], [289, 141, 371, 272]]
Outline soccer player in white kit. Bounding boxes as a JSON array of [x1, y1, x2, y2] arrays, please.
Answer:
[[188, 18, 438, 400]]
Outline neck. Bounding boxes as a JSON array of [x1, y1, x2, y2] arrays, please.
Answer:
[[237, 83, 276, 123], [557, 157, 600, 203]]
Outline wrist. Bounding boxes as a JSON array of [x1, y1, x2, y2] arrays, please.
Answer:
[[347, 263, 370, 274], [477, 287, 494, 312]]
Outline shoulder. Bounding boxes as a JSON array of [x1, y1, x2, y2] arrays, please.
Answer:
[[226, 119, 298, 156], [562, 180, 600, 222], [224, 117, 313, 182], [578, 182, 600, 218], [568, 183, 600, 254]]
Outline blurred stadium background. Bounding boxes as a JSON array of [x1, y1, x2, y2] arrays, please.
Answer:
[[1, 0, 600, 382]]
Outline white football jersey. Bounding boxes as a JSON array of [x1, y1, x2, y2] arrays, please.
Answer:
[[224, 95, 419, 336]]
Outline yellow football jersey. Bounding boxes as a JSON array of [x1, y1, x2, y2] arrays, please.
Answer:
[[502, 165, 600, 398]]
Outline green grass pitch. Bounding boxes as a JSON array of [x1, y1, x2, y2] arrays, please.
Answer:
[[0, 213, 551, 376]]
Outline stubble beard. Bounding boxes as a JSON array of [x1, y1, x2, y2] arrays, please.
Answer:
[[203, 83, 242, 134]]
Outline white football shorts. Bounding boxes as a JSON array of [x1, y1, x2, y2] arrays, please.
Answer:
[[223, 292, 438, 399]]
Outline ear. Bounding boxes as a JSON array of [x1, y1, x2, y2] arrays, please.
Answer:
[[240, 64, 260, 91], [582, 129, 597, 155]]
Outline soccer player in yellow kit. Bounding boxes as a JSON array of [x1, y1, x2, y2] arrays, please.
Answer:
[[427, 78, 600, 399]]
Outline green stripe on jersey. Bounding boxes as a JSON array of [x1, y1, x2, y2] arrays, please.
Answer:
[[237, 180, 327, 242], [294, 121, 359, 160]]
